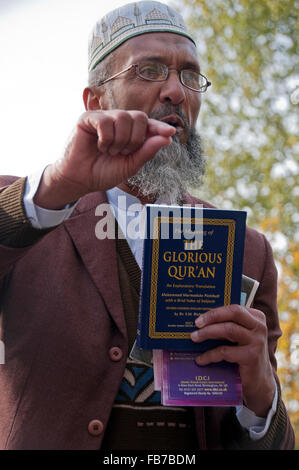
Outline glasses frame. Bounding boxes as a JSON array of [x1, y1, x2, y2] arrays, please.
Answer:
[[97, 62, 211, 93]]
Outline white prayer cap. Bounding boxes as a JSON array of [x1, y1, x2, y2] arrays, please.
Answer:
[[88, 1, 195, 72]]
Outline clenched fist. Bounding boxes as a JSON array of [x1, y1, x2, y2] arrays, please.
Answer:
[[34, 110, 176, 209]]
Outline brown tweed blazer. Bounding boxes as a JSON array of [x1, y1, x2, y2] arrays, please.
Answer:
[[0, 176, 294, 449]]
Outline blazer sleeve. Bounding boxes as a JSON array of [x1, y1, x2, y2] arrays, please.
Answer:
[[0, 176, 53, 280], [225, 234, 295, 449]]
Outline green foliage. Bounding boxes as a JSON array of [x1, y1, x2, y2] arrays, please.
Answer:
[[174, 0, 299, 444]]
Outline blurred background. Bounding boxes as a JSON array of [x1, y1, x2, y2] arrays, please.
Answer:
[[1, 0, 298, 446]]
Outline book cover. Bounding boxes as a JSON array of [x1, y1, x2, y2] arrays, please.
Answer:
[[136, 205, 247, 351], [161, 351, 242, 406]]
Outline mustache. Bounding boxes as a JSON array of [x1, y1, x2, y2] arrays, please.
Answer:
[[149, 104, 189, 129]]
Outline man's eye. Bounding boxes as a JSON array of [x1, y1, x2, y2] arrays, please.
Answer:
[[141, 67, 160, 77], [183, 71, 199, 86], [138, 62, 165, 79]]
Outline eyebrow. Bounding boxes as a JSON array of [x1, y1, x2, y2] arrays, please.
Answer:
[[139, 56, 201, 72]]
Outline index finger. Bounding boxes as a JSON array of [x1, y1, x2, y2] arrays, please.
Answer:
[[195, 304, 258, 330], [147, 118, 177, 137]]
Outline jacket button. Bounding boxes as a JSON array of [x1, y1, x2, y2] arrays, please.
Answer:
[[109, 346, 123, 362], [88, 419, 104, 436]]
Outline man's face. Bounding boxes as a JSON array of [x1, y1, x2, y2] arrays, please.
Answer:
[[97, 32, 202, 143], [87, 32, 205, 204]]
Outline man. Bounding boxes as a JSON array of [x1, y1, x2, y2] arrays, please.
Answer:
[[0, 1, 294, 450]]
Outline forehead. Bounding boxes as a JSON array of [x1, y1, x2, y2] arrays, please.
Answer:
[[114, 32, 199, 67]]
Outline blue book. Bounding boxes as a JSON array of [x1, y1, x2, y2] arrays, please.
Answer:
[[136, 204, 247, 351]]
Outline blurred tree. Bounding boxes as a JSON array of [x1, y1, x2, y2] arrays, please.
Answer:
[[175, 0, 299, 445]]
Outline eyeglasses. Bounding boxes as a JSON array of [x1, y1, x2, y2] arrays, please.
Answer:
[[97, 61, 211, 93]]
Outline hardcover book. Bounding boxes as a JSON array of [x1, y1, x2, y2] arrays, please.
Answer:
[[136, 204, 247, 351]]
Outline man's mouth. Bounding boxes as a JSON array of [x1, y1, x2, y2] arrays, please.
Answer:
[[160, 114, 185, 134]]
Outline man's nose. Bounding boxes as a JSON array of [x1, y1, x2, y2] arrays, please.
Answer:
[[159, 70, 186, 105]]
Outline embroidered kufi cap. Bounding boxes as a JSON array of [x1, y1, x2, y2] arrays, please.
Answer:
[[88, 1, 195, 72]]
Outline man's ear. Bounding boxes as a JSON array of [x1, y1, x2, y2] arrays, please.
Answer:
[[83, 87, 103, 111]]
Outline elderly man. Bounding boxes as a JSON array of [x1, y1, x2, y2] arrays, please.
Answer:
[[0, 1, 294, 450]]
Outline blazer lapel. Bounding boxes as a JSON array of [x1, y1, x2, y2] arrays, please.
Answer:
[[63, 191, 127, 339]]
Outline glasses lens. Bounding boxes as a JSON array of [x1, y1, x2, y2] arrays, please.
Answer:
[[181, 70, 207, 91], [137, 62, 167, 81]]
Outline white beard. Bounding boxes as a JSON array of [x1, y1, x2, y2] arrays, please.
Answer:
[[128, 127, 205, 205]]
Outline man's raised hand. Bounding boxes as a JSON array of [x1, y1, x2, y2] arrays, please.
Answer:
[[34, 110, 175, 209]]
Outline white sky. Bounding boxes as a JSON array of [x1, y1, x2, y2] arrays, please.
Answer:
[[0, 0, 170, 176]]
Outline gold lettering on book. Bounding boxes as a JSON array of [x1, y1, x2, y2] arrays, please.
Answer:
[[168, 265, 216, 280], [149, 217, 236, 339]]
